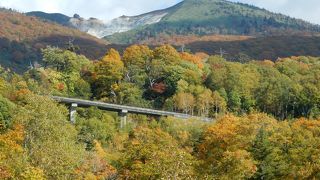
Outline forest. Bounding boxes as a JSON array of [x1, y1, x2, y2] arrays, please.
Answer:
[[104, 0, 320, 44], [1, 44, 320, 179]]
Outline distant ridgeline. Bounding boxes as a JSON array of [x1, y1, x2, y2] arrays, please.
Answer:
[[1, 0, 320, 73], [104, 0, 320, 44], [25, 0, 320, 44]]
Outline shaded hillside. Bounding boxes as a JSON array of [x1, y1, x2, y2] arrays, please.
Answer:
[[26, 11, 71, 26], [140, 34, 253, 45], [0, 9, 104, 42], [0, 8, 108, 72], [0, 36, 109, 72], [135, 35, 320, 62], [185, 35, 320, 61], [105, 0, 320, 44], [108, 35, 320, 62]]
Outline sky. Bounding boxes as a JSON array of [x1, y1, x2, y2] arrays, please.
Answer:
[[0, 0, 319, 24]]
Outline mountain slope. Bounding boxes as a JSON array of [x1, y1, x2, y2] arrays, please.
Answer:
[[26, 10, 171, 38], [26, 11, 71, 26], [0, 8, 108, 72], [0, 9, 106, 42], [105, 0, 320, 44], [27, 0, 320, 44]]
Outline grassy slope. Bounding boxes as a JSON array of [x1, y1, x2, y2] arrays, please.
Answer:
[[105, 0, 320, 44], [26, 11, 71, 26], [163, 0, 303, 24]]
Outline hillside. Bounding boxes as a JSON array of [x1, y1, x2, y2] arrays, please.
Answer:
[[6, 0, 320, 69], [26, 11, 71, 26], [0, 8, 108, 72], [0, 9, 103, 42], [26, 10, 169, 38], [137, 34, 320, 61], [185, 35, 320, 60], [4, 7, 320, 68], [105, 0, 320, 44], [27, 0, 320, 43]]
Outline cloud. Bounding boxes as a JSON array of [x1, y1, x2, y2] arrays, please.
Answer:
[[0, 0, 181, 20], [0, 0, 319, 24]]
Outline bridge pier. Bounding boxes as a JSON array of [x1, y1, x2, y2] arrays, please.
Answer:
[[52, 96, 210, 125], [119, 109, 128, 129], [69, 103, 78, 124]]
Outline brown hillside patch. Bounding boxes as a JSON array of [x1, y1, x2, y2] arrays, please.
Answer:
[[0, 11, 106, 44], [140, 34, 253, 46]]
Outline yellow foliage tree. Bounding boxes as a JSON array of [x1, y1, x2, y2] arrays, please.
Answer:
[[0, 124, 45, 179], [119, 127, 196, 179], [153, 45, 181, 65], [211, 91, 227, 118], [75, 140, 117, 180], [0, 124, 25, 179], [196, 89, 213, 116], [93, 48, 124, 100], [197, 114, 277, 178], [122, 45, 153, 68], [173, 92, 195, 115]]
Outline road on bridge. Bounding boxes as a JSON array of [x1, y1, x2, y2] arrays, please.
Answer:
[[51, 96, 212, 123]]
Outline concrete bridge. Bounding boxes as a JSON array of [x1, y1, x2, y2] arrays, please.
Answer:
[[51, 96, 212, 127]]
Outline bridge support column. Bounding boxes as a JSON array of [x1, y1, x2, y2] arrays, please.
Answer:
[[70, 103, 78, 124], [119, 109, 128, 129]]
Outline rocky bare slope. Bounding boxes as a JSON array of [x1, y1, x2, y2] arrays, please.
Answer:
[[27, 8, 170, 38], [27, 0, 320, 44]]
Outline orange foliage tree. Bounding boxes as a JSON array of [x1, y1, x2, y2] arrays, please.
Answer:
[[180, 52, 204, 69]]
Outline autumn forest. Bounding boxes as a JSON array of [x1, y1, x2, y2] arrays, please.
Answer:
[[1, 43, 320, 179], [1, 0, 320, 179]]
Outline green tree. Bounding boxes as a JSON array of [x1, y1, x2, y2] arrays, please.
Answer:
[[14, 94, 85, 179], [228, 90, 242, 113], [119, 126, 196, 179], [118, 83, 152, 107], [76, 113, 116, 150], [211, 91, 227, 118], [92, 48, 124, 101], [42, 46, 90, 73], [0, 95, 15, 132], [253, 119, 320, 179]]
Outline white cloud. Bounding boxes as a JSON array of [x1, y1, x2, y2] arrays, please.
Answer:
[[0, 0, 319, 24], [0, 0, 181, 20]]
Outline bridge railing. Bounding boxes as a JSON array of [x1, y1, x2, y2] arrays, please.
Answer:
[[51, 96, 213, 123]]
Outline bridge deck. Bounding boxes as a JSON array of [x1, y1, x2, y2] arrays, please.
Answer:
[[51, 96, 211, 121]]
